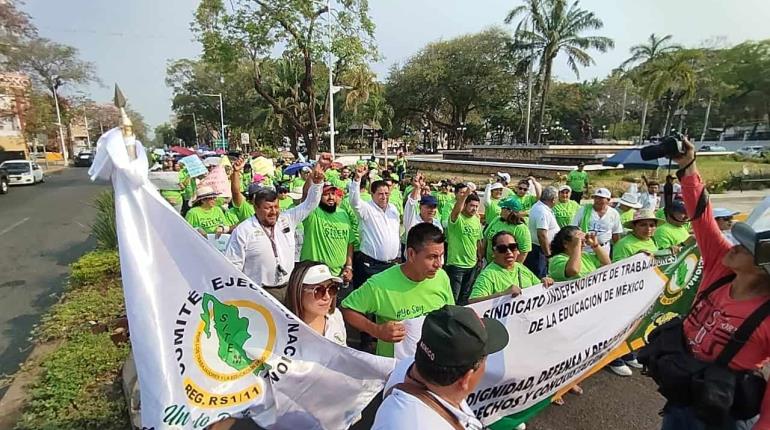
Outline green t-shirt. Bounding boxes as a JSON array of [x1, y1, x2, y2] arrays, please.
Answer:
[[469, 262, 540, 300], [278, 196, 295, 211], [332, 177, 351, 192], [548, 253, 601, 282], [485, 198, 502, 223], [433, 191, 455, 226], [553, 200, 580, 228], [290, 177, 305, 191], [446, 213, 483, 268], [300, 208, 353, 274], [340, 191, 371, 250], [229, 200, 256, 222], [482, 217, 532, 263], [619, 208, 636, 224], [160, 189, 183, 205], [185, 206, 230, 234], [653, 223, 691, 250], [612, 234, 658, 262], [179, 168, 196, 200], [341, 266, 455, 357], [389, 190, 404, 218], [566, 170, 589, 192], [513, 194, 538, 211]]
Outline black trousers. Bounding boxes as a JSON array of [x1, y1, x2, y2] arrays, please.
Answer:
[[570, 191, 584, 203]]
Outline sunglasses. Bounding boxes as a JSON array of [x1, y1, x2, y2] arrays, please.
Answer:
[[494, 243, 519, 253], [517, 187, 529, 191], [303, 283, 340, 300], [716, 217, 734, 223]]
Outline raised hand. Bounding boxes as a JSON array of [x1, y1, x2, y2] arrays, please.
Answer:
[[353, 165, 366, 181], [311, 163, 325, 184]]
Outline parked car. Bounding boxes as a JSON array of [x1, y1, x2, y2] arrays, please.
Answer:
[[74, 151, 95, 167], [0, 160, 44, 185], [699, 144, 727, 152], [0, 165, 8, 194], [735, 145, 768, 158]]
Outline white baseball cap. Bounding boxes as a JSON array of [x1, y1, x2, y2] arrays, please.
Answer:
[[592, 188, 611, 199], [203, 156, 221, 167], [713, 208, 740, 218], [558, 185, 572, 193], [303, 264, 342, 285], [489, 183, 504, 191], [497, 172, 511, 183]]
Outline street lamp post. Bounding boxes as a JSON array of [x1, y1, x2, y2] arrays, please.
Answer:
[[82, 105, 92, 149], [202, 93, 225, 149], [456, 122, 467, 148], [51, 77, 67, 163]]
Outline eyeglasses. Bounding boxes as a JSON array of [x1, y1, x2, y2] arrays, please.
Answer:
[[303, 283, 340, 300], [494, 243, 519, 253]]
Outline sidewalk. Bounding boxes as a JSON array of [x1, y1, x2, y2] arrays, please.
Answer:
[[711, 189, 767, 214]]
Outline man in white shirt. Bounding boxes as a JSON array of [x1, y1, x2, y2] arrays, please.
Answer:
[[639, 175, 660, 211], [224, 165, 324, 304], [524, 186, 560, 278], [570, 187, 623, 254], [348, 164, 402, 288], [373, 305, 509, 430]]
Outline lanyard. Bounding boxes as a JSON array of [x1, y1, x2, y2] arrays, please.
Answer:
[[258, 221, 279, 259]]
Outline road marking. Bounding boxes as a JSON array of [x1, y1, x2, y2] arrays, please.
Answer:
[[0, 217, 30, 237]]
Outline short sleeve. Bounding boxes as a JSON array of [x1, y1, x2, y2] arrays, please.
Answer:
[[519, 265, 541, 287], [231, 200, 256, 222], [548, 255, 567, 281], [611, 210, 624, 234], [514, 224, 532, 253], [469, 271, 494, 300], [341, 280, 377, 314]]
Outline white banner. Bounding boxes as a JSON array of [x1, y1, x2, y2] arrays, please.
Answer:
[[89, 129, 393, 430], [395, 254, 666, 425]]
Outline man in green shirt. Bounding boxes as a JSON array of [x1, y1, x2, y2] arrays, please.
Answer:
[[511, 178, 541, 213], [612, 209, 661, 262], [178, 164, 197, 217], [445, 185, 483, 305], [331, 166, 352, 191], [481, 197, 531, 264], [553, 185, 581, 228], [470, 231, 551, 301], [483, 182, 505, 224], [653, 200, 691, 252], [300, 184, 354, 280], [565, 162, 589, 203], [384, 176, 404, 218], [432, 180, 455, 228], [276, 186, 295, 211], [341, 223, 454, 357]]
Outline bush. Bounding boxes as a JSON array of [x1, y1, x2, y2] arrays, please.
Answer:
[[69, 250, 120, 287], [35, 282, 126, 342], [92, 191, 118, 250], [16, 332, 130, 430]]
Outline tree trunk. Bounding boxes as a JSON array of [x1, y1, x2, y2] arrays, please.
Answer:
[[535, 59, 553, 144], [639, 100, 649, 144], [661, 104, 672, 136]]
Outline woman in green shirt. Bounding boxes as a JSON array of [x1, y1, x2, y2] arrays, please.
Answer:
[[552, 185, 581, 228], [548, 226, 611, 282], [184, 186, 233, 237], [470, 231, 552, 301], [612, 209, 661, 262]]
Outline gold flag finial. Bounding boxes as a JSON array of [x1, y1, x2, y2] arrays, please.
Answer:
[[114, 84, 137, 159]]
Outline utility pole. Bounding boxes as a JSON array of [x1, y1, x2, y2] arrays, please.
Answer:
[[83, 106, 92, 149], [203, 93, 225, 149], [700, 98, 712, 142], [51, 77, 67, 163], [327, 0, 336, 159], [524, 21, 534, 145]]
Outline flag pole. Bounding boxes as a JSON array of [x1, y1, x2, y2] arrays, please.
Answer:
[[114, 84, 137, 161]]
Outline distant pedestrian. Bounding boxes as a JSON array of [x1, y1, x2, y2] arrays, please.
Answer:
[[565, 162, 589, 203]]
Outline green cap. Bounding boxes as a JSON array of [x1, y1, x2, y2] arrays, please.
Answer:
[[499, 197, 523, 211], [416, 305, 509, 367]]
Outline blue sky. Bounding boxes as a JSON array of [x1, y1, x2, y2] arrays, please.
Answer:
[[22, 0, 770, 133]]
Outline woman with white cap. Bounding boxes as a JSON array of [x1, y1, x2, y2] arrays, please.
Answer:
[[639, 137, 770, 429], [285, 261, 347, 345], [184, 185, 233, 237], [617, 192, 643, 225]]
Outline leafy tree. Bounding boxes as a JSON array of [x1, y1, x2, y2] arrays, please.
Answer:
[[638, 50, 698, 136], [386, 28, 520, 148], [154, 123, 177, 147], [192, 0, 377, 158], [506, 0, 613, 143], [0, 0, 37, 60]]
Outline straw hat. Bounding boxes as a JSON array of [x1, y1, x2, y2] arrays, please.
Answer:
[[192, 185, 219, 204], [618, 192, 642, 209], [623, 209, 665, 229]]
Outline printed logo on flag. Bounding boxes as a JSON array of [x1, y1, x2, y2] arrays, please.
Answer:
[[174, 291, 277, 409]]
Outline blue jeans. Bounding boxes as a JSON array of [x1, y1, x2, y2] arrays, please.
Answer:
[[445, 265, 477, 305], [524, 244, 548, 278], [661, 404, 757, 430]]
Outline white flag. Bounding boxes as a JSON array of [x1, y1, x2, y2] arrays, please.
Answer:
[[90, 128, 393, 430]]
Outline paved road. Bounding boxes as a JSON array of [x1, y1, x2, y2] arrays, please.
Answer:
[[0, 167, 105, 383]]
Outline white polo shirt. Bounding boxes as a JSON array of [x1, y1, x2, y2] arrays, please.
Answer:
[[374, 358, 483, 430], [224, 183, 322, 286], [570, 205, 623, 252], [324, 308, 347, 346], [348, 180, 401, 261], [403, 195, 443, 243], [528, 200, 560, 248]]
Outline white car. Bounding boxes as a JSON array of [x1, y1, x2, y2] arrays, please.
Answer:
[[0, 160, 44, 185], [699, 145, 727, 152], [736, 145, 767, 158]]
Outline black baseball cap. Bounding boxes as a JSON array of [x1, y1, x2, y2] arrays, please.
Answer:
[[416, 305, 509, 368]]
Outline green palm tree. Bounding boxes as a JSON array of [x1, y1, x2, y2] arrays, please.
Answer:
[[639, 51, 698, 135], [342, 64, 378, 115], [505, 0, 613, 143], [621, 33, 682, 141]]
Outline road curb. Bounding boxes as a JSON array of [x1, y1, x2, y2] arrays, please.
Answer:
[[0, 340, 61, 429]]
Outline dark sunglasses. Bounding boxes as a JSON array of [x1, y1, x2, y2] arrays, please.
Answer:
[[494, 243, 519, 253], [303, 283, 340, 300], [517, 187, 529, 191], [716, 216, 734, 223]]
